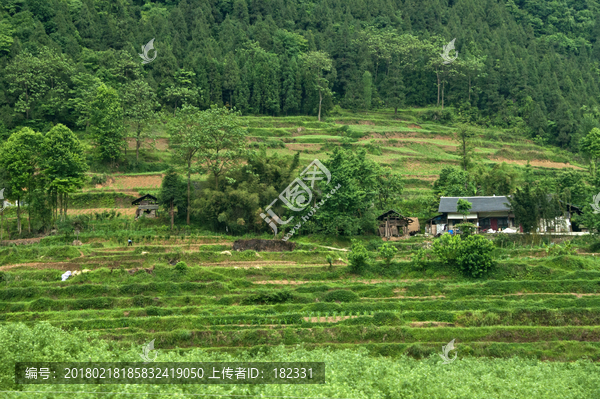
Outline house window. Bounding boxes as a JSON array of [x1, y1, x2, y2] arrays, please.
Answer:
[[497, 217, 509, 228], [480, 218, 491, 229]]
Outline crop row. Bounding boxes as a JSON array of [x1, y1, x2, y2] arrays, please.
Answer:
[[97, 325, 600, 348], [5, 278, 600, 302], [6, 307, 600, 333]]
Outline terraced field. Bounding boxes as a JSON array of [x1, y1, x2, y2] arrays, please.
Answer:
[[3, 230, 600, 363]]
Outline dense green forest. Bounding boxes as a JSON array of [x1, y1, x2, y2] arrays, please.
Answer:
[[1, 0, 600, 150]]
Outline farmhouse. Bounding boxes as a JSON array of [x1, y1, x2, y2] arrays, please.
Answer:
[[427, 196, 583, 235], [377, 210, 418, 239], [132, 194, 159, 219]]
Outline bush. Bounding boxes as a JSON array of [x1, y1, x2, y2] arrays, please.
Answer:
[[431, 233, 462, 265], [373, 312, 401, 326], [90, 174, 108, 185], [322, 289, 359, 302], [411, 248, 431, 271], [455, 235, 496, 278], [378, 243, 398, 266], [544, 241, 576, 256], [174, 261, 188, 273], [348, 240, 370, 274], [326, 255, 333, 268]]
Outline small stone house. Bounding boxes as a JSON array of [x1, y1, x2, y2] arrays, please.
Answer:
[[132, 194, 159, 219]]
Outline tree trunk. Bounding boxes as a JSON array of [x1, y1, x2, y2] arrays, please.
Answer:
[[215, 174, 219, 191], [59, 193, 63, 221], [136, 128, 141, 163], [170, 199, 174, 230], [436, 70, 440, 107], [442, 80, 445, 110], [65, 194, 68, 219], [468, 76, 472, 102], [27, 196, 31, 234], [187, 161, 191, 225], [318, 90, 323, 122], [230, 92, 233, 108], [394, 107, 398, 116], [17, 197, 21, 235]]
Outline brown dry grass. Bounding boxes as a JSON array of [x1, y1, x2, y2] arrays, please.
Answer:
[[489, 158, 584, 170], [126, 138, 169, 151], [69, 208, 137, 216], [285, 143, 322, 151], [95, 174, 163, 190], [410, 321, 455, 327]]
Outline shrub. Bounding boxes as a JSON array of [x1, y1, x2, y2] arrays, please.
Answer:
[[243, 290, 293, 305], [373, 311, 401, 326], [90, 174, 108, 185], [174, 261, 188, 273], [544, 241, 576, 256], [378, 243, 398, 266], [348, 240, 370, 274], [455, 235, 495, 278], [431, 233, 462, 266], [411, 248, 431, 271], [326, 255, 333, 268], [322, 289, 359, 302]]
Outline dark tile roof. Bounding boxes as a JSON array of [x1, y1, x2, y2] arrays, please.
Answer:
[[438, 196, 511, 213], [132, 194, 158, 205]]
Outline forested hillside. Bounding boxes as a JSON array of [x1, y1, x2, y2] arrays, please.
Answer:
[[1, 0, 600, 151]]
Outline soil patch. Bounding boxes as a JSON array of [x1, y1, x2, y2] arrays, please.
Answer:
[[96, 174, 163, 190], [410, 321, 455, 327], [303, 316, 360, 323], [403, 174, 438, 181], [285, 143, 322, 151], [489, 158, 584, 170], [69, 208, 137, 216], [126, 138, 169, 151], [233, 239, 295, 252], [199, 261, 297, 268]]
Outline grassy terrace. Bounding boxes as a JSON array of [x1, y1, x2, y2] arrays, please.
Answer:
[[2, 231, 600, 362]]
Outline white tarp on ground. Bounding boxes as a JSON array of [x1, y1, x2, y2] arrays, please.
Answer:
[[61, 271, 71, 281], [500, 228, 518, 233]]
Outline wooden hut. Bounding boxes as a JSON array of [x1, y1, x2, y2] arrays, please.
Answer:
[[377, 210, 414, 239], [132, 194, 159, 219]]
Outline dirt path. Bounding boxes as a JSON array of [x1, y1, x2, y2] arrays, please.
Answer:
[[252, 278, 441, 285], [0, 258, 144, 271], [199, 261, 298, 268]]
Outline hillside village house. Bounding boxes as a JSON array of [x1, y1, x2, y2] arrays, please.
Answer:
[[376, 210, 419, 239], [426, 196, 581, 235], [132, 194, 159, 219]]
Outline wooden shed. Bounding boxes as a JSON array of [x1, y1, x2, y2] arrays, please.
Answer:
[[377, 210, 414, 239], [132, 194, 159, 219]]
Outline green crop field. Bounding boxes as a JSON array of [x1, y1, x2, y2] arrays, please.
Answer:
[[2, 218, 600, 397]]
